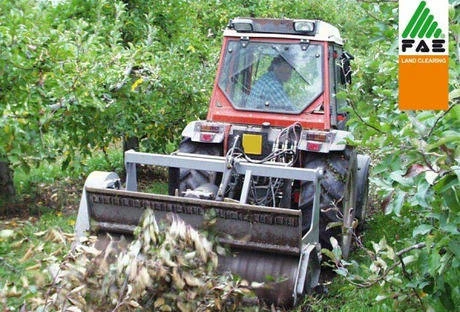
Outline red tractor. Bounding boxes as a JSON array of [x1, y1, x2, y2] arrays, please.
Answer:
[[172, 17, 370, 252], [76, 17, 371, 306]]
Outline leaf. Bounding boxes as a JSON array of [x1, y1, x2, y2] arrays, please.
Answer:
[[427, 134, 460, 150], [330, 236, 339, 250], [26, 263, 41, 271], [0, 229, 15, 240], [183, 272, 203, 287], [386, 191, 405, 216], [389, 171, 411, 185], [128, 300, 140, 308], [160, 304, 172, 312], [449, 88, 460, 101], [385, 245, 395, 261], [375, 294, 388, 302], [425, 171, 438, 185], [434, 172, 458, 193], [326, 221, 343, 231], [321, 248, 336, 262], [440, 223, 459, 234], [131, 78, 144, 91], [154, 297, 165, 308], [20, 246, 35, 263], [177, 301, 191, 312], [335, 267, 349, 277], [402, 255, 416, 265], [187, 45, 196, 53], [404, 164, 429, 178], [45, 228, 67, 245], [171, 268, 185, 290], [330, 237, 342, 259], [69, 285, 85, 294], [413, 224, 433, 237], [34, 230, 48, 237], [250, 281, 264, 289], [65, 305, 83, 312], [61, 155, 71, 170]]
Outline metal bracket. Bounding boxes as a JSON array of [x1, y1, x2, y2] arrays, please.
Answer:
[[75, 171, 120, 237], [240, 36, 250, 48]]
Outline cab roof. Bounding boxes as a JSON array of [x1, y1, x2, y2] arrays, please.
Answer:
[[224, 17, 343, 45]]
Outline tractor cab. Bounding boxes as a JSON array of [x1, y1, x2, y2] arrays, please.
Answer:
[[207, 18, 353, 130]]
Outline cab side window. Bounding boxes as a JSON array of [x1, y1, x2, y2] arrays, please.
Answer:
[[329, 46, 353, 130]]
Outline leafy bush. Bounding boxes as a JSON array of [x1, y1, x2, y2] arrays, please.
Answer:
[[1, 0, 362, 175], [323, 2, 460, 311]]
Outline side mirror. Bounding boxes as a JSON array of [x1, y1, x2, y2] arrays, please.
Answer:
[[339, 52, 354, 84]]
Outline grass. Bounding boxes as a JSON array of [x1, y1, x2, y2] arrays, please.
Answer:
[[0, 212, 76, 309], [13, 148, 124, 197], [295, 209, 424, 312], [286, 203, 419, 312]]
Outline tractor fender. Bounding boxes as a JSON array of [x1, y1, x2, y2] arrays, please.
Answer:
[[181, 120, 199, 138]]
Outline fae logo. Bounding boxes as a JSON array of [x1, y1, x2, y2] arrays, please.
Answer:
[[400, 1, 447, 54], [398, 0, 449, 110]]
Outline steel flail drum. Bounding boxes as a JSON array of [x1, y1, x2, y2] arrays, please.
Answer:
[[219, 247, 320, 307]]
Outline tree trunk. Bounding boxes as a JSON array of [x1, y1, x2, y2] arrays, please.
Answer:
[[0, 159, 16, 209], [123, 136, 139, 152]]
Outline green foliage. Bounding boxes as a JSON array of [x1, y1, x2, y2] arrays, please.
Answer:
[[329, 2, 460, 311], [0, 0, 215, 178], [1, 0, 363, 178]]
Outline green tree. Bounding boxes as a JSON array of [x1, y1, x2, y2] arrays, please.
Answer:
[[1, 0, 360, 203], [325, 2, 459, 311], [1, 0, 130, 202]]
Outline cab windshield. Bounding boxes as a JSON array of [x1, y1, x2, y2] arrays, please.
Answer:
[[218, 40, 323, 113]]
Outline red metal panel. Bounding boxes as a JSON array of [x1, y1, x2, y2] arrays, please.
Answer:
[[321, 42, 331, 130]]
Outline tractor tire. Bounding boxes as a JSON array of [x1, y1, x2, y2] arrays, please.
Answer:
[[299, 148, 357, 258], [169, 138, 221, 196]]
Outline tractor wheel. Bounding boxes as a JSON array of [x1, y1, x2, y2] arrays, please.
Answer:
[[299, 148, 357, 258], [169, 138, 221, 196]]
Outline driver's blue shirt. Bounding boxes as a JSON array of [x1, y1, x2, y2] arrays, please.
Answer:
[[246, 71, 292, 110]]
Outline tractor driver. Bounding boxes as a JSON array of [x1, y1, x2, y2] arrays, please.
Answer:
[[246, 56, 294, 110]]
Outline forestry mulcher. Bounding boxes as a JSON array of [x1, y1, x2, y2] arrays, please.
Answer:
[[76, 18, 371, 306]]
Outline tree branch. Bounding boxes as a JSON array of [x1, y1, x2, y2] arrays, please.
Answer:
[[341, 242, 426, 289], [397, 247, 425, 307], [426, 104, 457, 138], [349, 99, 385, 134]]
